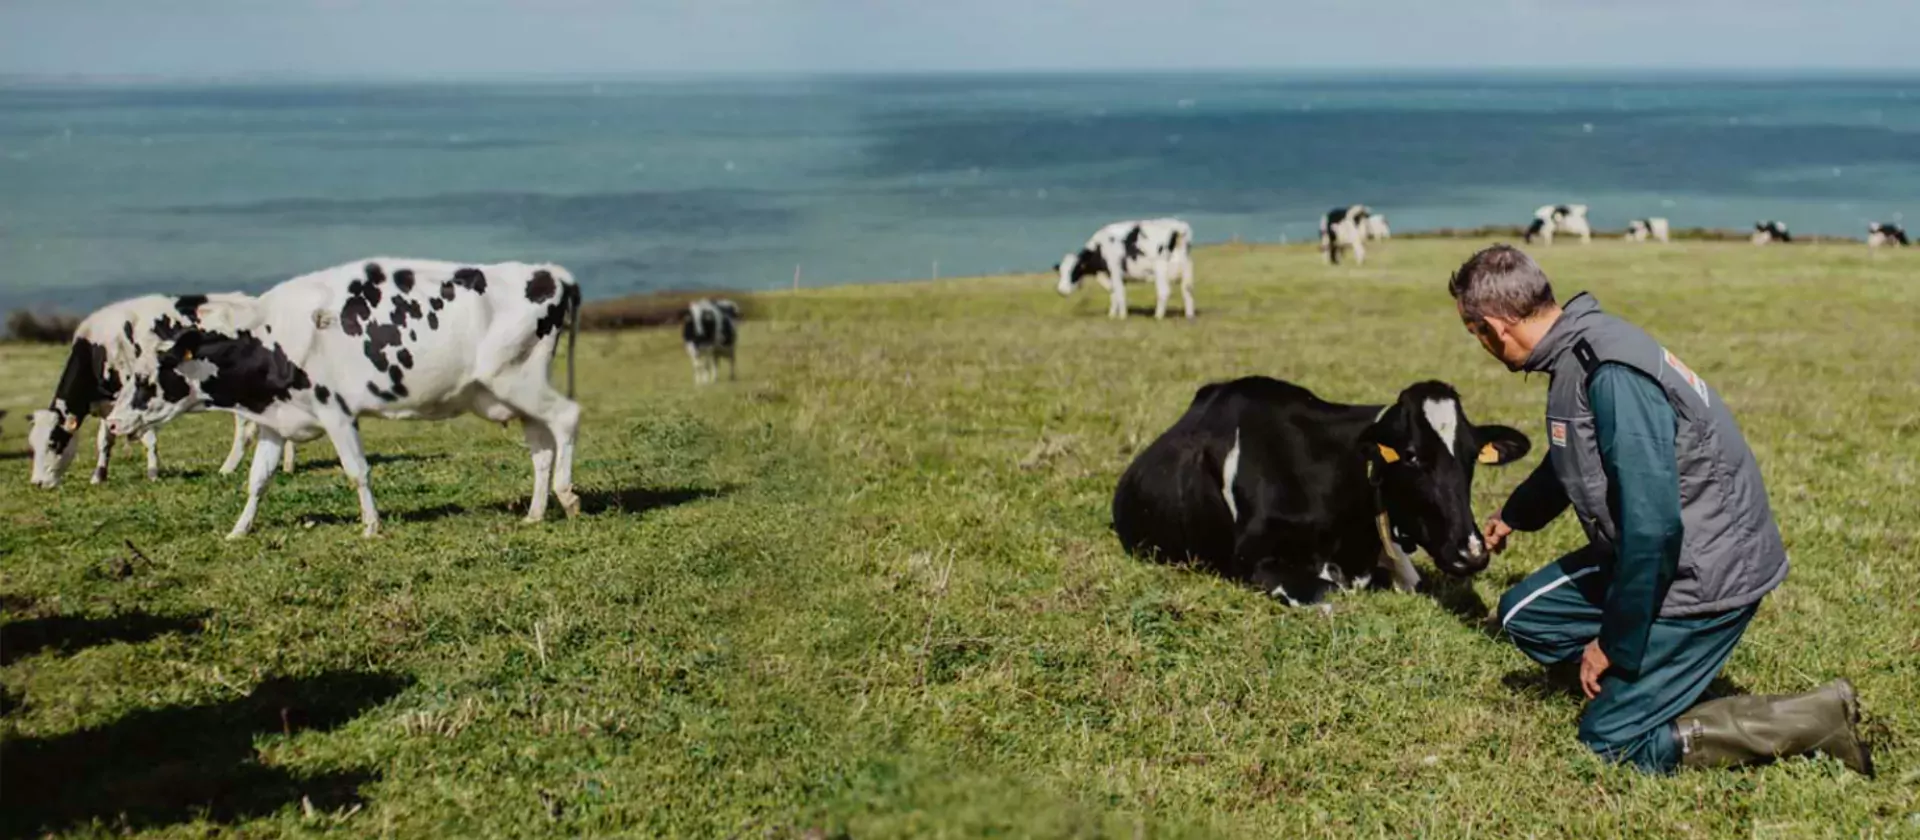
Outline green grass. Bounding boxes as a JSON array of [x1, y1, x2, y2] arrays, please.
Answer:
[[2, 240, 1917, 838]]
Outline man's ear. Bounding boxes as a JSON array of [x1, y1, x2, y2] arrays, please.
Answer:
[[1474, 424, 1531, 465]]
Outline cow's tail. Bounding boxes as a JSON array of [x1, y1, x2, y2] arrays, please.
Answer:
[[565, 282, 580, 399]]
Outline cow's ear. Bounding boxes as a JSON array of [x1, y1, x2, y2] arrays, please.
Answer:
[[1474, 425, 1531, 465]]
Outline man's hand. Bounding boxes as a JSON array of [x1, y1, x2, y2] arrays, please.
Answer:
[[1580, 640, 1611, 700], [1483, 514, 1514, 555]]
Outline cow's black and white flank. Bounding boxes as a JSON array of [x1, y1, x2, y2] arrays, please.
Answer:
[[1056, 219, 1196, 319], [1868, 223, 1909, 248], [1112, 377, 1530, 605], [106, 258, 582, 538], [682, 298, 739, 385], [26, 293, 290, 488], [1524, 205, 1592, 245], [1319, 205, 1373, 265], [1626, 218, 1671, 243], [1752, 221, 1792, 244]]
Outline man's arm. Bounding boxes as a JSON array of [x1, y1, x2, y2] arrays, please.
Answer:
[[1499, 457, 1569, 532], [1590, 363, 1684, 676]]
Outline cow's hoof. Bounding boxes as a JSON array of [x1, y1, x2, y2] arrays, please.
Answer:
[[91, 471, 107, 485], [557, 492, 582, 519], [145, 470, 159, 481], [225, 531, 249, 541], [360, 525, 381, 538]]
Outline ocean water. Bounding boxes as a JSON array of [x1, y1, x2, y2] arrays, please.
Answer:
[[2, 73, 1917, 312]]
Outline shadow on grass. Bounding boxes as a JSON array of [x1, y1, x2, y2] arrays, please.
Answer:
[[0, 450, 30, 462], [297, 502, 469, 527], [498, 484, 731, 517], [0, 670, 409, 836], [0, 610, 207, 666], [1423, 576, 1494, 634]]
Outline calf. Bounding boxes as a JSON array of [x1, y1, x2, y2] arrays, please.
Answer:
[[1056, 218, 1196, 319], [1524, 205, 1592, 245], [1112, 377, 1529, 605], [1867, 223, 1909, 248], [683, 298, 740, 384], [27, 293, 290, 488], [1751, 221, 1792, 244], [1626, 218, 1671, 243], [1364, 213, 1392, 241], [106, 258, 581, 538], [1319, 205, 1372, 265]]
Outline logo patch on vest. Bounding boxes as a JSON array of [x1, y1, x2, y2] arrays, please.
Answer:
[[1550, 420, 1568, 447], [1662, 348, 1711, 406]]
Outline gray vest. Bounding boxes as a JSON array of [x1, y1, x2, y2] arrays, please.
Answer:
[[1522, 293, 1788, 616]]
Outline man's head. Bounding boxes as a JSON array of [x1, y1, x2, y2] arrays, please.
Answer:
[[1449, 245, 1560, 371]]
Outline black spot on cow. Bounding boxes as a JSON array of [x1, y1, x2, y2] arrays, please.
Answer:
[[122, 322, 135, 343], [366, 382, 397, 401], [1326, 207, 1350, 226], [429, 296, 444, 312], [334, 393, 351, 414], [363, 262, 386, 287], [390, 296, 423, 329], [427, 311, 440, 330], [1121, 225, 1145, 267], [173, 295, 208, 321], [341, 296, 372, 337], [526, 270, 557, 303], [439, 283, 457, 301], [100, 369, 122, 399], [452, 268, 487, 294], [396, 349, 414, 369], [149, 315, 189, 342], [1553, 205, 1573, 219], [1069, 247, 1108, 287], [533, 283, 578, 340], [387, 365, 405, 389], [315, 385, 332, 403], [408, 330, 417, 342], [363, 322, 405, 372], [160, 329, 312, 414], [393, 269, 415, 293]]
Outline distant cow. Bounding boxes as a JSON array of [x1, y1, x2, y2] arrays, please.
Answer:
[[1752, 221, 1792, 244], [683, 298, 740, 384], [1868, 223, 1909, 248], [1364, 214, 1392, 241], [106, 258, 581, 538], [1319, 205, 1372, 265], [1626, 218, 1671, 243], [27, 293, 292, 488], [1524, 205, 1592, 245], [1057, 219, 1196, 319], [1112, 377, 1530, 605]]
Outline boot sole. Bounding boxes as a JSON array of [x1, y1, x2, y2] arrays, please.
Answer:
[[1830, 679, 1875, 779]]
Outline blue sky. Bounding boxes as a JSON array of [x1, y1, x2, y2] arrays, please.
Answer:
[[2, 0, 1914, 78]]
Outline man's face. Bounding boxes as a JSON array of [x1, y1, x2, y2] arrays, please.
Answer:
[[1459, 302, 1525, 371]]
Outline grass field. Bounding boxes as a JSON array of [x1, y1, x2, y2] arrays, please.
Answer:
[[2, 240, 1916, 838]]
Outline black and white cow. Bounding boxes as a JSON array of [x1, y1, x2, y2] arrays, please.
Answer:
[[1111, 377, 1530, 605], [1867, 223, 1909, 248], [1319, 205, 1372, 265], [27, 293, 292, 488], [1626, 217, 1671, 243], [1524, 205, 1592, 245], [105, 258, 581, 538], [682, 298, 740, 385], [1751, 221, 1792, 244], [1364, 214, 1391, 241], [1056, 219, 1196, 319]]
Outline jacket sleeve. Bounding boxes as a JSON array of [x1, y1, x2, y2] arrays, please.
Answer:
[[1590, 363, 1684, 675], [1499, 457, 1569, 532]]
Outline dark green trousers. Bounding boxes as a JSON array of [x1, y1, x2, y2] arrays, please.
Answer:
[[1496, 548, 1759, 773]]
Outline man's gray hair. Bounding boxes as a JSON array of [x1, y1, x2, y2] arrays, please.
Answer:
[[1448, 244, 1557, 322]]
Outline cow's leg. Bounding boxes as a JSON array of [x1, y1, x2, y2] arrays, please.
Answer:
[[229, 429, 285, 539], [723, 346, 737, 381], [487, 373, 583, 520], [319, 416, 380, 537], [1179, 259, 1196, 319], [1353, 237, 1367, 266], [1321, 232, 1334, 265], [521, 419, 556, 523], [1152, 266, 1171, 320], [219, 416, 255, 475], [91, 420, 113, 484], [1108, 278, 1128, 319], [686, 342, 702, 385], [141, 429, 159, 481]]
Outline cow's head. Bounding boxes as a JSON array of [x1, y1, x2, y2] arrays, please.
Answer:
[[1523, 218, 1546, 243], [27, 407, 84, 487], [1362, 381, 1530, 577], [1055, 248, 1106, 296], [106, 331, 220, 438]]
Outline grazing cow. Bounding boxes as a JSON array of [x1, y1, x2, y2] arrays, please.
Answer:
[[1319, 205, 1372, 265], [1056, 218, 1196, 319], [1626, 218, 1671, 243], [1524, 205, 1592, 245], [26, 294, 291, 488], [1112, 377, 1530, 605], [1751, 221, 1792, 244], [1364, 214, 1392, 241], [105, 258, 581, 538], [1867, 223, 1909, 248], [683, 298, 740, 385]]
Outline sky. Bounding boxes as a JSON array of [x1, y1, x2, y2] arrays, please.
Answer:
[[0, 0, 1914, 79]]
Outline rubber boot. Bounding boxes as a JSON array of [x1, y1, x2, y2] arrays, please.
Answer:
[[1674, 679, 1873, 777]]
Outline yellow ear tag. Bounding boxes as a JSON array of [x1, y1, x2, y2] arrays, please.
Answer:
[[1376, 444, 1401, 464], [63, 416, 81, 431], [1478, 443, 1502, 464], [182, 350, 194, 360]]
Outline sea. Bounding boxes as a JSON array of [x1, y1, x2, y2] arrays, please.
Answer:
[[2, 73, 1917, 313]]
